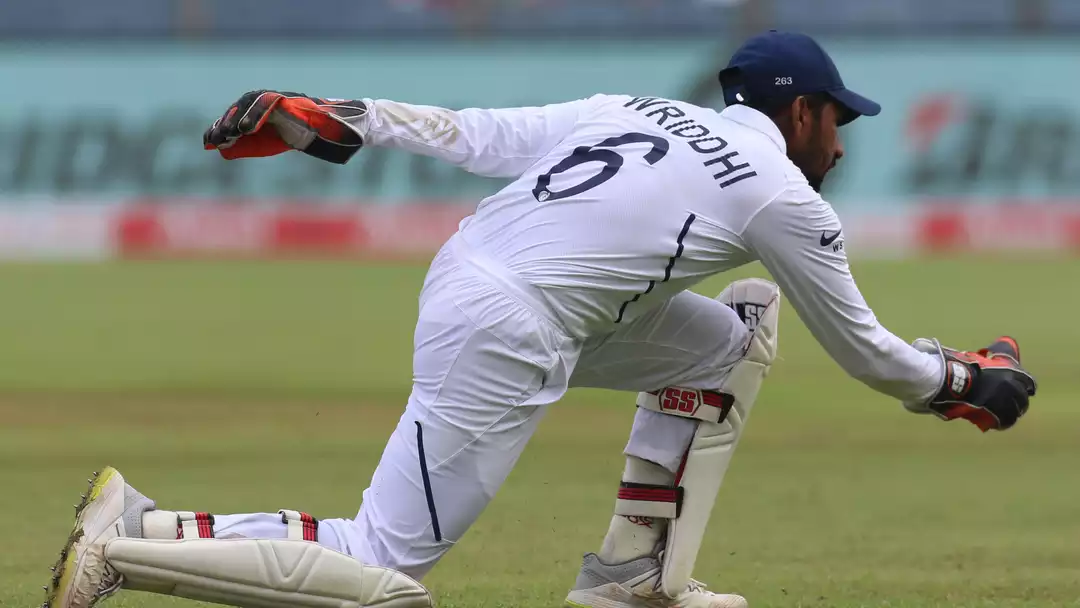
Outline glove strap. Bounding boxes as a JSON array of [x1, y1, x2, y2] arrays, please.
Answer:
[[302, 133, 363, 165], [280, 98, 367, 165]]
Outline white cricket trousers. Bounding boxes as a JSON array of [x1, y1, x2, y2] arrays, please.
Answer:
[[318, 234, 749, 579]]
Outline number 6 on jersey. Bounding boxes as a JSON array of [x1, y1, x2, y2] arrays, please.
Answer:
[[533, 132, 670, 202]]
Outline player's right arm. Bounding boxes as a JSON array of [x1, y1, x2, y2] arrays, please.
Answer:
[[741, 186, 1036, 431], [202, 90, 594, 178]]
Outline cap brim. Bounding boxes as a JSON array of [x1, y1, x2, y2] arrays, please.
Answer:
[[829, 88, 881, 125]]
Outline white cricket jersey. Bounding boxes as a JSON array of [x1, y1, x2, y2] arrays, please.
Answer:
[[355, 94, 943, 403]]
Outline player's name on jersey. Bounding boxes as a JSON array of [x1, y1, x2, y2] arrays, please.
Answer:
[[624, 97, 758, 189]]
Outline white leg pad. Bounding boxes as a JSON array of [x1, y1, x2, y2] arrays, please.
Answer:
[[104, 538, 433, 608], [634, 278, 781, 598]]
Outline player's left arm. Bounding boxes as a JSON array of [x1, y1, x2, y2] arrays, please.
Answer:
[[741, 187, 1036, 432], [203, 90, 593, 178]]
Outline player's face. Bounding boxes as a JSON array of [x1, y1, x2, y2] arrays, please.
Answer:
[[786, 99, 845, 193]]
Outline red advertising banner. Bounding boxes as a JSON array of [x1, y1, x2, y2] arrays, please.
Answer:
[[0, 201, 1076, 261], [112, 202, 476, 259], [915, 202, 1080, 253]]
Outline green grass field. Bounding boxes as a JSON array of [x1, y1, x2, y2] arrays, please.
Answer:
[[3, 257, 1079, 608]]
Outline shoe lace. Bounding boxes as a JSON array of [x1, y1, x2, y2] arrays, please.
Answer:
[[89, 569, 124, 608]]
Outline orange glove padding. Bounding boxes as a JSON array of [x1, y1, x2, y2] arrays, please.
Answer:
[[203, 91, 366, 164], [211, 126, 293, 160], [925, 336, 1036, 432]]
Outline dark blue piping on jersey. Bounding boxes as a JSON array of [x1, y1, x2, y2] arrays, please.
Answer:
[[614, 212, 697, 323]]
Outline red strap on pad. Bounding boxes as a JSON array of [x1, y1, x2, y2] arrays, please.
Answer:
[[176, 512, 215, 539]]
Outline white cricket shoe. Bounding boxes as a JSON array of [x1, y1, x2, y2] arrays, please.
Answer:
[[43, 467, 155, 608], [566, 553, 748, 608]]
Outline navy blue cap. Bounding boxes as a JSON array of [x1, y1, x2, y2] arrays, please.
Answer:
[[719, 30, 881, 125]]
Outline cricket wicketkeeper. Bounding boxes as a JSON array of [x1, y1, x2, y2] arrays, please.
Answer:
[[45, 30, 1035, 608]]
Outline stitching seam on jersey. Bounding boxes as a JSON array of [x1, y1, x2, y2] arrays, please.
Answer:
[[736, 184, 799, 236]]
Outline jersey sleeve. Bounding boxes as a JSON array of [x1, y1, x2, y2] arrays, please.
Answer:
[[741, 186, 943, 404], [357, 97, 594, 179]]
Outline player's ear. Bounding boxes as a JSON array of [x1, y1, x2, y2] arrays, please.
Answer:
[[790, 96, 814, 137]]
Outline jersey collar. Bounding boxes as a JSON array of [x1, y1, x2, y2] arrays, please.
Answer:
[[719, 105, 786, 153]]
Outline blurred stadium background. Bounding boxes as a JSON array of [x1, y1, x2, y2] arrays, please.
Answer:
[[3, 3, 1079, 607]]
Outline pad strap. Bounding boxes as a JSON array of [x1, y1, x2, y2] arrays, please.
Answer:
[[175, 512, 215, 540], [637, 387, 735, 423], [614, 482, 683, 519], [278, 510, 319, 542]]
